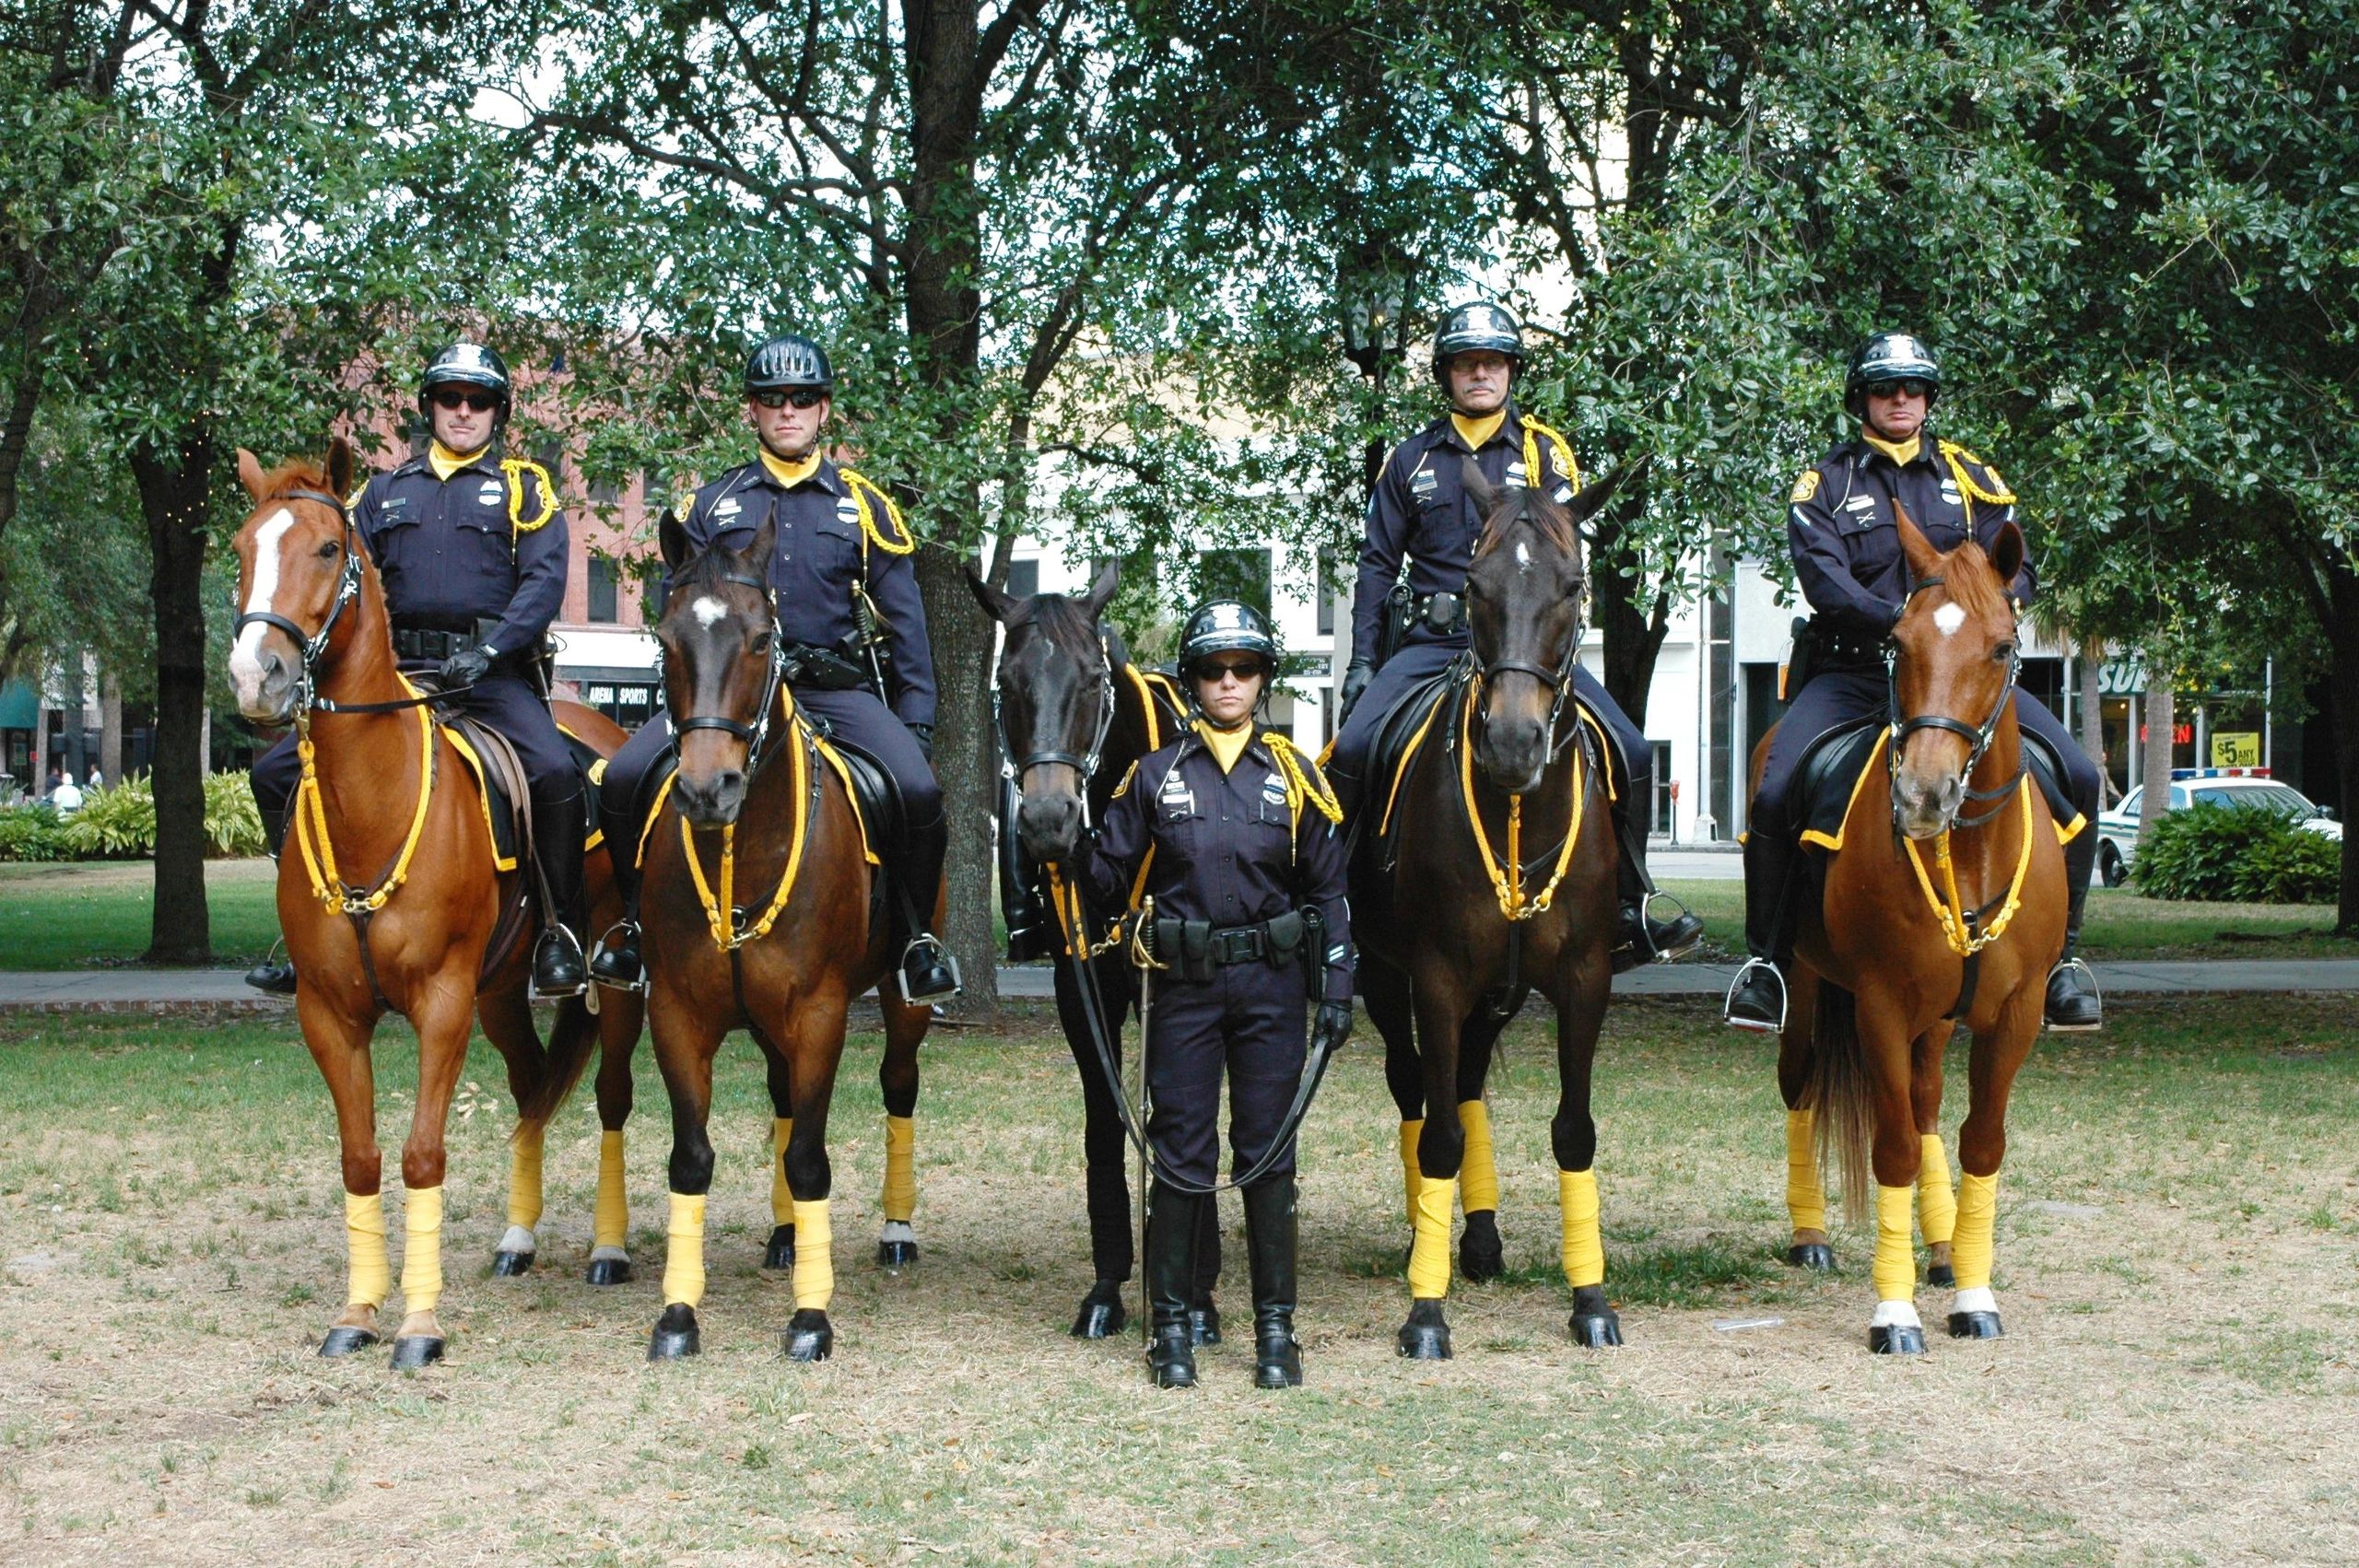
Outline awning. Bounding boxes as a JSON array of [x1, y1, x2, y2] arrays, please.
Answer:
[[0, 680, 36, 731]]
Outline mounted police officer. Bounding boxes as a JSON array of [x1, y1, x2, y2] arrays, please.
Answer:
[[1080, 602, 1353, 1390], [1724, 333, 2104, 1033], [244, 341, 588, 999], [1329, 300, 1702, 969], [592, 333, 959, 1002]]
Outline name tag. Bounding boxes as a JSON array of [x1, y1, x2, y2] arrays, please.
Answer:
[[1410, 467, 1438, 499], [1844, 495, 1876, 512], [1506, 461, 1529, 486], [1158, 769, 1195, 817], [715, 497, 742, 520]]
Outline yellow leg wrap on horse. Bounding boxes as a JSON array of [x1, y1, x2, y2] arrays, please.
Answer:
[[1916, 1133, 1957, 1246], [1399, 1119, 1425, 1230], [1785, 1108, 1827, 1235], [1406, 1175, 1456, 1299], [506, 1122, 545, 1231], [400, 1185, 444, 1314], [1950, 1171, 1999, 1292], [791, 1198, 835, 1311], [344, 1189, 390, 1309], [1557, 1168, 1605, 1289], [881, 1115, 916, 1223], [593, 1130, 629, 1251], [770, 1117, 795, 1228], [1457, 1100, 1499, 1213], [661, 1191, 707, 1308], [1872, 1184, 1917, 1304]]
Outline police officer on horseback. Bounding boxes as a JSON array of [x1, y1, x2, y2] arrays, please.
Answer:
[[1329, 300, 1702, 969], [1080, 601, 1353, 1390], [1724, 332, 2104, 1033], [244, 342, 589, 999], [592, 333, 959, 1003]]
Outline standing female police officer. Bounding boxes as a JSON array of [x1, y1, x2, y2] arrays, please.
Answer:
[[1080, 602, 1355, 1389]]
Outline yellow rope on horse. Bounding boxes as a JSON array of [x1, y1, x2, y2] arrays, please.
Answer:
[[1901, 778, 2036, 957], [292, 687, 436, 914], [1457, 678, 1586, 922], [679, 720, 814, 950]]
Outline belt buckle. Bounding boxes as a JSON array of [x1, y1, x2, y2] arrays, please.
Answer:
[[1215, 927, 1261, 965]]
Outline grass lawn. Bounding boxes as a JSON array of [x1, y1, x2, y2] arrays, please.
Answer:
[[2, 995, 2355, 1562], [0, 859, 283, 970]]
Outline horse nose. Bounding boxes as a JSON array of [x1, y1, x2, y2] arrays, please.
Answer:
[[675, 769, 746, 826], [1017, 791, 1083, 863]]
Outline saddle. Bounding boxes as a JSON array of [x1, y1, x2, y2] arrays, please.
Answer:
[[1355, 662, 1467, 871], [433, 705, 608, 978], [1785, 714, 2087, 854]]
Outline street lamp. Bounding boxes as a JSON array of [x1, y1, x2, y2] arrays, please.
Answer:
[[1339, 247, 1416, 497]]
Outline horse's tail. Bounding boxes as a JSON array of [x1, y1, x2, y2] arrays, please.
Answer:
[[1804, 980, 1874, 1219], [513, 994, 601, 1127]]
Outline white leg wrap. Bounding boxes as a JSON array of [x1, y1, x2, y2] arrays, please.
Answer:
[[1952, 1285, 1997, 1316], [591, 1244, 630, 1264], [1871, 1298, 1924, 1330], [497, 1224, 537, 1256], [879, 1221, 916, 1245]]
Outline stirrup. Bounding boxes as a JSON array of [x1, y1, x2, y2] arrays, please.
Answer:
[[2044, 955, 2103, 1032], [1637, 889, 1705, 963], [530, 922, 588, 1000], [894, 935, 963, 1005], [589, 919, 647, 994], [1723, 957, 1789, 1033]]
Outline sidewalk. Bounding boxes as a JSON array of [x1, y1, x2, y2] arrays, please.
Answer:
[[4, 959, 2355, 1013]]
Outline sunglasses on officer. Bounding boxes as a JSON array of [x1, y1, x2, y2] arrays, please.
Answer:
[[1865, 378, 1932, 400], [1197, 656, 1270, 685], [751, 388, 827, 410], [428, 388, 499, 413]]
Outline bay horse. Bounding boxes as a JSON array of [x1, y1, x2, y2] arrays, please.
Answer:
[[1762, 509, 2064, 1353], [637, 511, 933, 1362], [966, 562, 1226, 1341], [228, 439, 643, 1369], [1356, 462, 1632, 1360]]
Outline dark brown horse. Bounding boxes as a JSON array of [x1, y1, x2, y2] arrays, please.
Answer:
[[1355, 462, 1632, 1360], [1760, 509, 2064, 1353], [637, 511, 933, 1362], [228, 440, 642, 1368]]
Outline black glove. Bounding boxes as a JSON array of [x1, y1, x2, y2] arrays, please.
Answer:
[[907, 721, 934, 763], [1310, 1000, 1354, 1057], [1338, 660, 1374, 725], [439, 644, 495, 688]]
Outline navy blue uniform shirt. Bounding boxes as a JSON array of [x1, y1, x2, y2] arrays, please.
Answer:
[[1788, 436, 2034, 638], [1354, 404, 1581, 661], [1084, 728, 1353, 1004], [672, 457, 937, 730], [353, 450, 569, 656]]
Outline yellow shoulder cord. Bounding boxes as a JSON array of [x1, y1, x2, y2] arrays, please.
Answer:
[[1121, 662, 1164, 752], [1938, 441, 2015, 535], [292, 683, 437, 914], [678, 718, 816, 950], [1457, 676, 1586, 921], [835, 469, 917, 556], [499, 459, 559, 535], [1901, 778, 2037, 956], [1520, 417, 1582, 493], [1266, 734, 1343, 825]]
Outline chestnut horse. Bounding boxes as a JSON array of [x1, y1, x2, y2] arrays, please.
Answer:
[[1356, 462, 1631, 1360], [1761, 510, 2064, 1353], [637, 511, 933, 1363], [228, 440, 642, 1369]]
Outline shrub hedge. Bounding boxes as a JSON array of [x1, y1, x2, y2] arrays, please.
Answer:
[[0, 773, 269, 861], [2131, 800, 2340, 904]]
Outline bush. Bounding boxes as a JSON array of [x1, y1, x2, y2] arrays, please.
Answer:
[[2132, 801, 2340, 904], [61, 778, 157, 858], [0, 803, 73, 861], [203, 769, 267, 858]]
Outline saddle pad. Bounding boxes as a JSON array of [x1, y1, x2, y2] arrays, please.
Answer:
[[439, 722, 523, 872], [1795, 720, 2087, 852]]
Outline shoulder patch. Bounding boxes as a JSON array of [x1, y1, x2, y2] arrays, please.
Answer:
[[1790, 469, 1822, 505]]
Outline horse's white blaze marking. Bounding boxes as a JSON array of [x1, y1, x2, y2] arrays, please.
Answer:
[[1870, 1298, 1923, 1329], [1514, 539, 1532, 573], [229, 509, 296, 700], [1952, 1285, 1997, 1315], [880, 1220, 916, 1244], [1932, 603, 1967, 637], [497, 1224, 537, 1256], [692, 595, 728, 627]]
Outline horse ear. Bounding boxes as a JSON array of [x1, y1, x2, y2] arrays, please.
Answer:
[[1989, 520, 2025, 589], [1080, 558, 1120, 619], [237, 449, 267, 502], [1566, 452, 1652, 525], [739, 512, 778, 578], [1895, 498, 1943, 582], [659, 509, 691, 575], [966, 557, 1019, 624], [1460, 457, 1496, 519], [325, 437, 353, 500]]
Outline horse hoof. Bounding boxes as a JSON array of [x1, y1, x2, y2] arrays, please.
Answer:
[[1947, 1310, 2004, 1340], [318, 1326, 380, 1359], [1786, 1244, 1837, 1270], [763, 1225, 796, 1271], [1071, 1284, 1126, 1340], [389, 1336, 444, 1371], [490, 1249, 534, 1278], [648, 1305, 699, 1361], [1569, 1311, 1624, 1349], [1927, 1263, 1956, 1288], [780, 1309, 833, 1363], [1188, 1305, 1221, 1346], [1397, 1302, 1452, 1361], [876, 1239, 918, 1269], [584, 1258, 632, 1286], [1868, 1324, 1928, 1355], [1460, 1211, 1505, 1284]]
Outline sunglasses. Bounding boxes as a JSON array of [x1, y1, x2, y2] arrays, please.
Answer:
[[751, 388, 827, 410], [1199, 660, 1268, 684], [1866, 378, 1932, 400], [428, 388, 499, 413]]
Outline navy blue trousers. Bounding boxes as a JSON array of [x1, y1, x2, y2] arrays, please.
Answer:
[[1144, 962, 1309, 1188]]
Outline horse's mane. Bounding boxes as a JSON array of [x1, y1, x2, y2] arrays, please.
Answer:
[[254, 457, 333, 503], [666, 538, 762, 603], [1933, 539, 2009, 624], [1472, 487, 1580, 568]]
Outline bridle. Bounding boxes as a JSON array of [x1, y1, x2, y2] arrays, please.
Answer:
[[1884, 575, 2025, 834], [1470, 496, 1586, 765], [992, 625, 1120, 826], [668, 569, 790, 771]]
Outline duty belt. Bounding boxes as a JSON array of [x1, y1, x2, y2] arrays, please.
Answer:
[[780, 642, 873, 692], [1411, 590, 1468, 636], [393, 626, 490, 663], [1147, 908, 1317, 984]]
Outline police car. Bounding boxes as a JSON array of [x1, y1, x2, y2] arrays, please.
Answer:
[[2095, 767, 2341, 886]]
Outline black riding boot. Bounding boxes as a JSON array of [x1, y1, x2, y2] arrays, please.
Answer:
[[530, 790, 588, 999], [1726, 825, 1797, 1031], [1190, 1198, 1223, 1345], [890, 807, 960, 1002], [1242, 1177, 1302, 1388], [243, 802, 299, 995], [1610, 798, 1704, 970], [1144, 1183, 1203, 1389], [589, 837, 643, 990], [2044, 879, 2103, 1031]]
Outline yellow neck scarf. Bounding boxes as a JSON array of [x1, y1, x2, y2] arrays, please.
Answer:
[[1194, 719, 1253, 775], [428, 440, 488, 482], [1861, 430, 1922, 468], [759, 449, 823, 488], [1450, 409, 1508, 451]]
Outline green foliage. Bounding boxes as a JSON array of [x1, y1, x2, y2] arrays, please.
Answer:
[[2134, 803, 2339, 905], [0, 804, 73, 862], [202, 770, 267, 858], [60, 778, 157, 859]]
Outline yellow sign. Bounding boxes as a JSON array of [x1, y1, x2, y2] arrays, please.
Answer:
[[2211, 731, 2260, 767]]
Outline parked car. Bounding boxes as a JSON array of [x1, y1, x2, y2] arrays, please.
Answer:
[[2095, 768, 2341, 886]]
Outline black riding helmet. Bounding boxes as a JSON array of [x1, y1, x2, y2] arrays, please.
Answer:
[[1843, 332, 1942, 420], [1177, 600, 1278, 684], [419, 342, 512, 430], [1431, 299, 1524, 386], [745, 333, 834, 393]]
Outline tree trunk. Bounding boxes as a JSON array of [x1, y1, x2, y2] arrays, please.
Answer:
[[100, 672, 123, 785], [60, 653, 87, 781], [2137, 673, 2174, 853], [1590, 503, 1672, 728], [2077, 635, 2106, 800], [916, 543, 999, 1014], [30, 670, 49, 796], [130, 436, 214, 964], [2324, 552, 2359, 937]]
